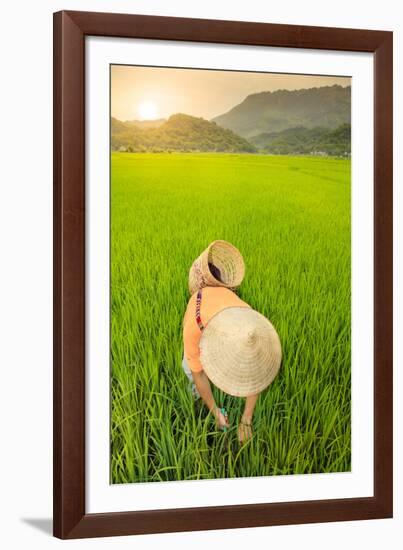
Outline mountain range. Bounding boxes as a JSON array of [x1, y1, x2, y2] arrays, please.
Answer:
[[212, 84, 351, 138], [112, 85, 351, 155]]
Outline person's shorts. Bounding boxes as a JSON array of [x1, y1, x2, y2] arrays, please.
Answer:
[[181, 353, 201, 400]]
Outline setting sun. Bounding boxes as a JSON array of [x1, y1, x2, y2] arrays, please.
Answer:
[[137, 100, 159, 120]]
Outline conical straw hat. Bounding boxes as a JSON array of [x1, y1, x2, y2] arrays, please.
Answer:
[[188, 240, 245, 295], [199, 306, 282, 397]]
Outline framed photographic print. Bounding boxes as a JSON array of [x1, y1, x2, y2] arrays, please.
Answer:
[[53, 10, 393, 539]]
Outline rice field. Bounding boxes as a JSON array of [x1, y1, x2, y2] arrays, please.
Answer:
[[110, 152, 351, 484]]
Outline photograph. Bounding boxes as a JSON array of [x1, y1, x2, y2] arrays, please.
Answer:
[[110, 64, 352, 485]]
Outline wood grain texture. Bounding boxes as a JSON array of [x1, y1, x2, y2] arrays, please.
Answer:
[[373, 32, 393, 515], [53, 11, 85, 539], [53, 10, 393, 539]]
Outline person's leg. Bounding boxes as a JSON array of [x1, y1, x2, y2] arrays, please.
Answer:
[[181, 353, 201, 400]]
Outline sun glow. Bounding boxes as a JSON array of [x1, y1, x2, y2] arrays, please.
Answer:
[[137, 100, 159, 120]]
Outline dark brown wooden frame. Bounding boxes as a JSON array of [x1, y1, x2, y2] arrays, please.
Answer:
[[53, 10, 393, 539]]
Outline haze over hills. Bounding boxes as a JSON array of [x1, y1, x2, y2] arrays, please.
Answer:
[[212, 85, 351, 138], [111, 113, 257, 153], [119, 118, 166, 129]]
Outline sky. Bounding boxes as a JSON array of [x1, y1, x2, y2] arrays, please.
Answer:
[[111, 65, 351, 122]]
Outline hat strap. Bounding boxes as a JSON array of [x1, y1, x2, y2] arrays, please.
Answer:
[[195, 288, 204, 331]]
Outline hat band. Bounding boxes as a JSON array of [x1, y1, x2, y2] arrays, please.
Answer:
[[195, 288, 204, 331]]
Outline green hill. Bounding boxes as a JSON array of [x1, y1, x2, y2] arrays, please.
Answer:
[[111, 113, 257, 153], [250, 123, 351, 156], [213, 85, 351, 138]]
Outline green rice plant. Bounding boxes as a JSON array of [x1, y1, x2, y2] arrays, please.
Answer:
[[110, 152, 351, 483]]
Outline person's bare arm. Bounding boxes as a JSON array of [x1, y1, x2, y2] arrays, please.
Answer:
[[242, 393, 259, 422], [238, 392, 260, 443], [192, 370, 229, 429]]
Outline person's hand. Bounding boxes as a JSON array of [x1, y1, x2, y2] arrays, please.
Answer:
[[238, 418, 253, 444], [214, 407, 229, 431]]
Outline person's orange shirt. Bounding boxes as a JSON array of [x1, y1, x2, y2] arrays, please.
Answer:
[[182, 286, 251, 373]]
